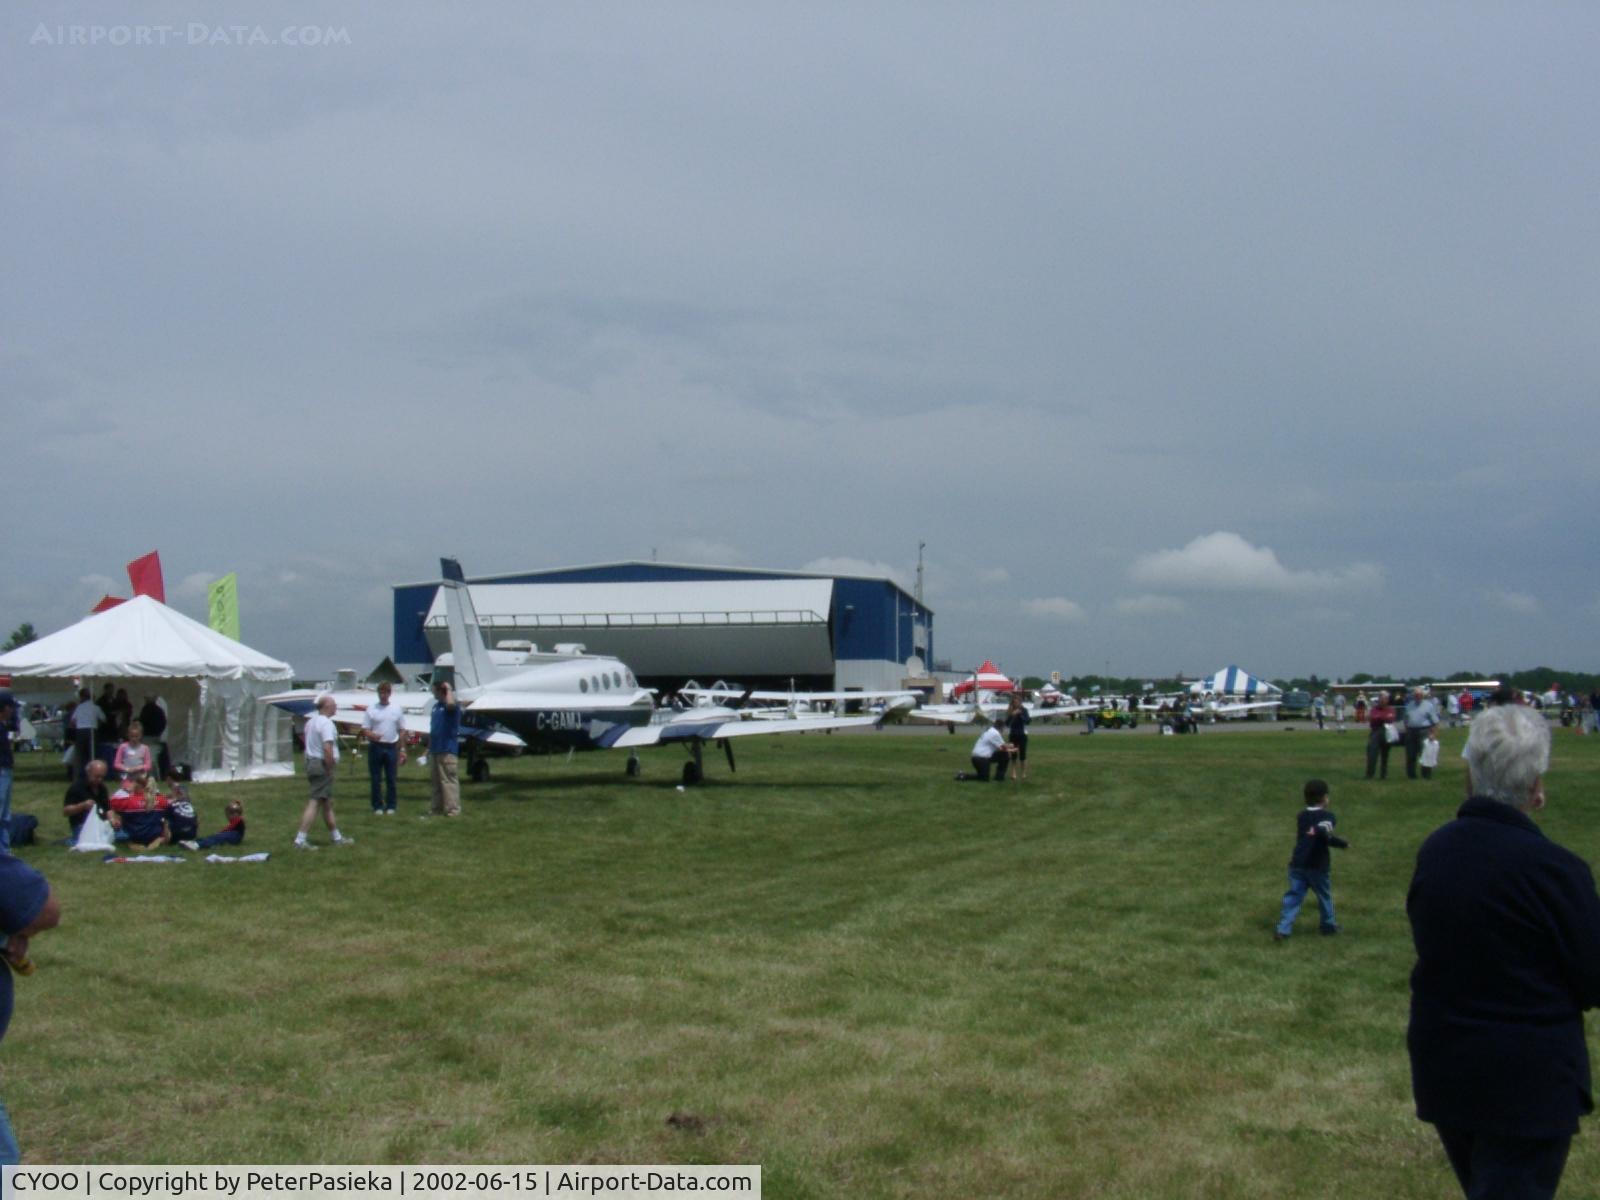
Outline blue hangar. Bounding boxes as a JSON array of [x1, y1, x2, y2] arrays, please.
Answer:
[[391, 561, 934, 693]]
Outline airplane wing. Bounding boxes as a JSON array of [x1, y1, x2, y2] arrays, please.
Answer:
[[262, 688, 525, 749], [1210, 700, 1282, 716], [1025, 701, 1100, 718], [609, 712, 881, 748], [679, 686, 918, 706]]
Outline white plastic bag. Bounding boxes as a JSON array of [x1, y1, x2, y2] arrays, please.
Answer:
[[71, 809, 116, 853]]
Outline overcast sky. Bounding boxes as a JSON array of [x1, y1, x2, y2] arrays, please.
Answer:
[[4, 3, 1597, 682]]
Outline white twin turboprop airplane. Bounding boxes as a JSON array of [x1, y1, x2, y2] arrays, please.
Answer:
[[435, 558, 880, 785]]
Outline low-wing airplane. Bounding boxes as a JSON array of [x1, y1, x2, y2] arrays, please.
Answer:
[[435, 558, 881, 785], [1195, 694, 1282, 720], [677, 682, 920, 721], [898, 665, 1101, 730]]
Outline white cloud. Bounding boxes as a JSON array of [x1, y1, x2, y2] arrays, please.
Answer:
[[1129, 532, 1382, 594], [1113, 594, 1186, 617], [801, 556, 913, 592], [78, 573, 116, 595], [1492, 590, 1540, 615], [173, 571, 214, 599], [1022, 596, 1086, 621]]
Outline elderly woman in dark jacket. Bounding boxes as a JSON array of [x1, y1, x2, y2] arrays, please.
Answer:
[[1364, 691, 1397, 780], [1407, 703, 1600, 1199]]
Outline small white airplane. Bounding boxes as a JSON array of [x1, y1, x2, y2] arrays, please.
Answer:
[[898, 664, 1101, 730], [677, 682, 920, 721], [435, 558, 882, 785], [1194, 694, 1281, 720]]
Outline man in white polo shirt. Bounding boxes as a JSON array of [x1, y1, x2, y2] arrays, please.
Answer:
[[361, 682, 407, 815]]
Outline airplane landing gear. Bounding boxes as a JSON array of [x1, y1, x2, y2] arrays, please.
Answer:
[[681, 742, 704, 786], [626, 753, 641, 777], [465, 740, 490, 783]]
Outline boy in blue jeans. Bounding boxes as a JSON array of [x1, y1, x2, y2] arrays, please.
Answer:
[[179, 800, 245, 851], [1274, 779, 1348, 941]]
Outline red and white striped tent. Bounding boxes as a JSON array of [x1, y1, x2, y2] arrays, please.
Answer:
[[950, 660, 1019, 698]]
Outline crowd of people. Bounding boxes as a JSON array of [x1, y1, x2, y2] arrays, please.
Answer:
[[63, 756, 247, 854], [49, 684, 173, 782]]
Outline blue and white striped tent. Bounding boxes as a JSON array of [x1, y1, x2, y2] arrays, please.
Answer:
[[1189, 665, 1281, 697]]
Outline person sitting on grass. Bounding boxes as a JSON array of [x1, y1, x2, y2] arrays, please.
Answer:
[[956, 719, 1014, 783], [63, 759, 111, 841], [1274, 778, 1348, 941], [165, 784, 199, 847], [108, 773, 170, 851], [184, 800, 245, 852]]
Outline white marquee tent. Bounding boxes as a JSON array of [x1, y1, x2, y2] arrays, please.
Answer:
[[0, 595, 295, 782]]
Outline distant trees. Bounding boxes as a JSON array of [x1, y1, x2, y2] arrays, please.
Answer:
[[2, 623, 36, 652]]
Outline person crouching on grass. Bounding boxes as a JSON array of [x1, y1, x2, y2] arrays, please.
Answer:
[[1273, 779, 1348, 941], [955, 719, 1014, 783]]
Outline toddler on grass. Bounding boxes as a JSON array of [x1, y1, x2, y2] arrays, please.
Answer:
[[1274, 779, 1349, 941]]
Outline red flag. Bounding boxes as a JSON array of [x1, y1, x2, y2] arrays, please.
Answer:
[[127, 551, 165, 602], [91, 594, 127, 613]]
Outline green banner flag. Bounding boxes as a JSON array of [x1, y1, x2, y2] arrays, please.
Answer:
[[208, 573, 240, 640]]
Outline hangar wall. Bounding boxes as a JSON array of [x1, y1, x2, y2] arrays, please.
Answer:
[[392, 562, 932, 691]]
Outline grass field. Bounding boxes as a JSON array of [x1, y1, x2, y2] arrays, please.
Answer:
[[7, 722, 1600, 1197]]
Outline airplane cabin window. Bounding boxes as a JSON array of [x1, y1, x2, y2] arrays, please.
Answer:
[[601, 675, 611, 690], [579, 678, 588, 693]]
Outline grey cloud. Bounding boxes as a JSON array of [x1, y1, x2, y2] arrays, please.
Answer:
[[2, 3, 1596, 681]]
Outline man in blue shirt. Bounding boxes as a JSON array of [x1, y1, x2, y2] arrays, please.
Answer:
[[428, 680, 463, 817], [0, 855, 59, 1164]]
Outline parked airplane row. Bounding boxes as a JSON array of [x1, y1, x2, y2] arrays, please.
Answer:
[[264, 563, 1295, 786], [266, 559, 888, 786]]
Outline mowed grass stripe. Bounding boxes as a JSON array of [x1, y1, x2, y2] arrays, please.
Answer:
[[6, 725, 1598, 1197]]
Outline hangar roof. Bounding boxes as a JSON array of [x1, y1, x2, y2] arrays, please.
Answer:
[[421, 577, 835, 632], [397, 559, 921, 608]]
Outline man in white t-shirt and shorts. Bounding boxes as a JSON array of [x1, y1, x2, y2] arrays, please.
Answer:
[[295, 694, 352, 850]]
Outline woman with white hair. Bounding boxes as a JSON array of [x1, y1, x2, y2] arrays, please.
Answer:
[[1407, 703, 1600, 1199]]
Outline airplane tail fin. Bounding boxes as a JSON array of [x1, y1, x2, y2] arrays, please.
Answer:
[[439, 558, 499, 692]]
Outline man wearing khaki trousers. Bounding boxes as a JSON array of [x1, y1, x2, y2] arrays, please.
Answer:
[[429, 680, 463, 817]]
